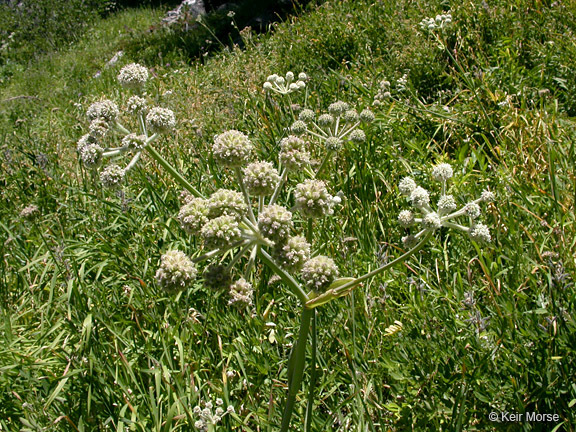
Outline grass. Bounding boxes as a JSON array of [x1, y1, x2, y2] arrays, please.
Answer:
[[1, 0, 575, 430]]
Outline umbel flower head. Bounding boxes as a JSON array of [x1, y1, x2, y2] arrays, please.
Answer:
[[146, 107, 176, 134], [279, 135, 310, 171], [294, 179, 334, 218], [263, 71, 307, 95], [228, 278, 254, 306], [291, 100, 373, 153], [117, 63, 149, 89], [201, 215, 242, 249], [398, 163, 495, 245], [243, 161, 280, 196], [87, 99, 119, 123], [258, 204, 293, 242], [178, 197, 210, 234], [99, 164, 125, 188], [301, 255, 339, 292], [155, 250, 197, 294], [273, 235, 311, 272], [212, 130, 253, 167]]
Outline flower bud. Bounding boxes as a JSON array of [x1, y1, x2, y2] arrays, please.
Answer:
[[398, 177, 416, 196], [207, 189, 247, 219]]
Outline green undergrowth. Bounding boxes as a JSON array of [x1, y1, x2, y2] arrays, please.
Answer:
[[1, 0, 575, 431]]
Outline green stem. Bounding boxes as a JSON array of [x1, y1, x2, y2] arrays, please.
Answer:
[[269, 168, 288, 206], [306, 231, 433, 308], [234, 167, 257, 225], [304, 310, 317, 432], [144, 145, 203, 198], [281, 308, 313, 432], [314, 152, 332, 178], [258, 249, 308, 303]]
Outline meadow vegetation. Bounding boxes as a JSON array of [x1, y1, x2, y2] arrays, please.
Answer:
[[0, 0, 575, 430]]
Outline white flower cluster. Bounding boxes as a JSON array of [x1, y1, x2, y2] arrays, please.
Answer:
[[398, 163, 495, 247], [155, 250, 198, 294], [290, 101, 374, 152], [193, 398, 235, 431], [372, 74, 410, 106], [228, 278, 254, 306], [419, 12, 452, 32], [263, 71, 307, 95], [76, 63, 176, 189]]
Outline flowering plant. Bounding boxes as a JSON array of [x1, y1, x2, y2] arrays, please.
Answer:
[[77, 65, 494, 431]]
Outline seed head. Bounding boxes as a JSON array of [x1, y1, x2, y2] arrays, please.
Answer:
[[410, 186, 430, 208], [294, 179, 334, 218], [243, 161, 280, 196], [422, 212, 442, 230], [299, 109, 315, 123], [88, 119, 109, 140], [301, 256, 339, 292], [359, 109, 375, 123], [325, 136, 343, 151], [342, 109, 359, 123], [349, 129, 366, 143], [212, 130, 253, 167], [77, 134, 96, 152], [328, 101, 349, 115], [146, 107, 176, 134], [122, 133, 147, 150], [480, 190, 495, 202], [437, 195, 457, 214], [155, 250, 197, 294], [178, 197, 210, 234], [464, 202, 481, 219], [201, 215, 242, 249], [290, 120, 307, 135], [258, 204, 293, 242], [79, 143, 103, 168], [317, 114, 334, 126], [117, 63, 149, 89]]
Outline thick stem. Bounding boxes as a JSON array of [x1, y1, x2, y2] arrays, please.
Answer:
[[269, 168, 288, 206], [281, 308, 313, 432], [144, 145, 203, 198], [234, 167, 257, 225], [304, 310, 317, 432]]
